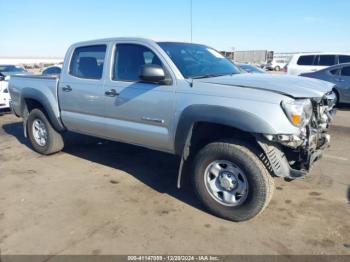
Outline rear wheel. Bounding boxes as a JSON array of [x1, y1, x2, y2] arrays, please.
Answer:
[[274, 66, 281, 71], [27, 109, 64, 155], [192, 140, 274, 222]]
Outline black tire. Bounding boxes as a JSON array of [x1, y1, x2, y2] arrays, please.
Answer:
[[333, 89, 340, 107], [274, 66, 280, 71], [192, 139, 274, 222], [27, 108, 64, 155]]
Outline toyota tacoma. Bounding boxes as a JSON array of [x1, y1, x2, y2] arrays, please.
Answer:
[[8, 38, 337, 221]]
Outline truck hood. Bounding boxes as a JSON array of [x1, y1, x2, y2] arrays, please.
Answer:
[[197, 74, 334, 98]]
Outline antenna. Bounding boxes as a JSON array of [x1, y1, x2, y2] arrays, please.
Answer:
[[190, 0, 193, 42]]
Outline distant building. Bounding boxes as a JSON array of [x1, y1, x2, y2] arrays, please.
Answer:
[[221, 50, 274, 64], [221, 50, 322, 65], [273, 52, 296, 61]]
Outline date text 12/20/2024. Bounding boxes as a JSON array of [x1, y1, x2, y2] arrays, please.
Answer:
[[127, 256, 220, 261]]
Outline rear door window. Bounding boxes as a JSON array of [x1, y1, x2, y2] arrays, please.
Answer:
[[318, 55, 336, 66], [339, 55, 350, 64], [297, 55, 315, 66], [330, 69, 340, 76], [341, 66, 350, 77], [69, 45, 107, 80]]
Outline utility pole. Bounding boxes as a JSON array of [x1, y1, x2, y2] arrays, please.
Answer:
[[190, 0, 193, 42]]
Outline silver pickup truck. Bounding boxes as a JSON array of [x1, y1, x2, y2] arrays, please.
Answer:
[[9, 38, 336, 221]]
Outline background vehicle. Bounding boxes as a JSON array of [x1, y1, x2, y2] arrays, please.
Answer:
[[286, 53, 350, 75], [265, 59, 287, 71], [42, 65, 62, 76], [8, 38, 336, 222], [238, 63, 266, 74], [301, 63, 350, 104], [0, 79, 10, 112], [0, 65, 29, 111], [0, 64, 28, 76]]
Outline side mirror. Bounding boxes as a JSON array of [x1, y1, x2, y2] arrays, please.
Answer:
[[140, 64, 171, 85]]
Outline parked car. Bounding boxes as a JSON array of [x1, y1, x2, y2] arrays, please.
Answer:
[[286, 53, 350, 75], [9, 38, 337, 222], [0, 64, 27, 76], [265, 59, 288, 71], [0, 75, 10, 112], [238, 63, 266, 74], [0, 65, 29, 111], [301, 63, 350, 105], [42, 65, 62, 76]]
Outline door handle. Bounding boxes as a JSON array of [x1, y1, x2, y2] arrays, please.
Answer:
[[62, 85, 72, 92], [105, 89, 119, 97], [141, 117, 165, 124], [335, 78, 344, 82]]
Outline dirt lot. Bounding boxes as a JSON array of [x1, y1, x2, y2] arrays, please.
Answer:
[[0, 109, 349, 255]]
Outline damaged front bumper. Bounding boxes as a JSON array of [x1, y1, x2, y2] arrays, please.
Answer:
[[258, 92, 336, 180], [257, 132, 330, 179]]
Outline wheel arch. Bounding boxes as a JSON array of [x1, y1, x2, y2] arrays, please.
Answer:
[[21, 88, 65, 133], [174, 105, 275, 156]]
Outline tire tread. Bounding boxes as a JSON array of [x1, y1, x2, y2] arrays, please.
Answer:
[[192, 139, 274, 222]]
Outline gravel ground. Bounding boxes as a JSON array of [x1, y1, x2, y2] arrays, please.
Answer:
[[0, 109, 349, 255]]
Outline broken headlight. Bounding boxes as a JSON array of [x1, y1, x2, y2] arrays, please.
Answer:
[[281, 99, 313, 128]]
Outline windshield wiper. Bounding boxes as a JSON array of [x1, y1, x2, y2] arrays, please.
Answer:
[[190, 73, 228, 79]]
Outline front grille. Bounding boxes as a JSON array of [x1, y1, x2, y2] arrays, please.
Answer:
[[312, 101, 319, 117], [310, 92, 336, 132], [311, 100, 321, 128]]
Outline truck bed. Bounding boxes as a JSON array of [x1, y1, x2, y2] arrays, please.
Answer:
[[9, 74, 60, 118]]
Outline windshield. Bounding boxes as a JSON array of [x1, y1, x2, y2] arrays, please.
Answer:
[[0, 65, 26, 76], [158, 42, 241, 79]]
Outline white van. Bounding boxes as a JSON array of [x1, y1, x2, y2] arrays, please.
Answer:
[[286, 53, 350, 75]]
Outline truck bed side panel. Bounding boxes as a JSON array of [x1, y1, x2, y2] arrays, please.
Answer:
[[9, 75, 65, 130]]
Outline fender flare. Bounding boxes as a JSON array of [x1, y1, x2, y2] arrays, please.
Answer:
[[21, 88, 65, 132], [174, 105, 276, 156]]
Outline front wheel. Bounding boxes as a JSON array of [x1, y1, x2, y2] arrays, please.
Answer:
[[192, 140, 274, 222], [27, 109, 64, 155]]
